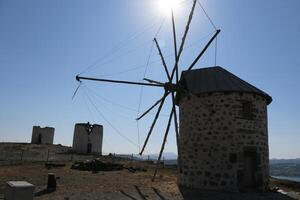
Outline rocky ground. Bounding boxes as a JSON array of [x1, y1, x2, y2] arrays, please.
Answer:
[[0, 157, 299, 200]]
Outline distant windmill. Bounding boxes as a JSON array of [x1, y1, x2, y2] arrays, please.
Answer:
[[76, 0, 220, 181]]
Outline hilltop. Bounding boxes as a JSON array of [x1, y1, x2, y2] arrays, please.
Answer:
[[0, 142, 71, 153]]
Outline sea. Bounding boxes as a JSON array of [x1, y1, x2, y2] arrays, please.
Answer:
[[159, 159, 300, 183], [272, 176, 300, 183]]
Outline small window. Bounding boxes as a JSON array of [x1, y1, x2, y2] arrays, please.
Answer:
[[241, 101, 253, 120], [229, 153, 237, 163]]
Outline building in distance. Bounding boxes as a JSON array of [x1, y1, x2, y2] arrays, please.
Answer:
[[31, 126, 55, 144], [72, 122, 103, 154]]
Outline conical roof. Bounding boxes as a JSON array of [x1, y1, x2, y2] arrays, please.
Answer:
[[180, 66, 272, 104]]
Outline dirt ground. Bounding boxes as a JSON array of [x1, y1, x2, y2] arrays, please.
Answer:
[[0, 159, 298, 200], [270, 177, 300, 193], [0, 159, 181, 200]]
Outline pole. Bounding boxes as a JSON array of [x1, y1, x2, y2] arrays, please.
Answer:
[[152, 107, 174, 181], [171, 9, 178, 83], [76, 76, 164, 88], [186, 29, 221, 72], [46, 149, 50, 163], [20, 150, 24, 161], [136, 92, 169, 120], [170, 0, 197, 80], [154, 38, 171, 80], [139, 94, 167, 155]]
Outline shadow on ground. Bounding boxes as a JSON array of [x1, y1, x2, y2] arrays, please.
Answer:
[[179, 187, 294, 200], [34, 188, 56, 197]]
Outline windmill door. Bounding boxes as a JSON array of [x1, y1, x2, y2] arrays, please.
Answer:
[[243, 151, 257, 189], [38, 134, 42, 144], [87, 143, 92, 154]]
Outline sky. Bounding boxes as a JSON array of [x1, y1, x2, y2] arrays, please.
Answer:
[[0, 0, 299, 158]]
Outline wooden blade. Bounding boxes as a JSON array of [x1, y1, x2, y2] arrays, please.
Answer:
[[186, 29, 221, 72], [76, 76, 164, 88], [154, 38, 171, 81], [143, 78, 164, 85], [171, 92, 182, 172], [170, 0, 197, 81], [136, 92, 169, 121], [152, 105, 174, 181], [139, 93, 168, 155], [171, 9, 179, 83]]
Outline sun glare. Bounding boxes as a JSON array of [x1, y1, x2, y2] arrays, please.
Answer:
[[158, 0, 180, 13]]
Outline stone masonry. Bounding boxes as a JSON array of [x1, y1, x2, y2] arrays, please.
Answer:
[[31, 126, 55, 145], [178, 92, 269, 191]]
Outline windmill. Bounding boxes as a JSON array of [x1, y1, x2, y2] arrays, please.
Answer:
[[76, 0, 220, 181]]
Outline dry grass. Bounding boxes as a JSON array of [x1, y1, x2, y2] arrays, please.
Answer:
[[0, 159, 181, 200], [0, 144, 298, 200], [1, 160, 299, 200]]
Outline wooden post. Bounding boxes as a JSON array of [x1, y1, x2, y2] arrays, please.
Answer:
[[148, 155, 150, 161], [20, 150, 24, 161], [46, 149, 50, 163], [163, 156, 165, 168]]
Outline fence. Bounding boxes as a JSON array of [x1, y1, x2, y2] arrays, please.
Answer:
[[0, 150, 95, 165], [0, 149, 177, 166]]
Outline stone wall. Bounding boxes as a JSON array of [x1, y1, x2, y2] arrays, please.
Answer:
[[72, 123, 103, 154], [178, 92, 269, 191], [31, 126, 55, 144]]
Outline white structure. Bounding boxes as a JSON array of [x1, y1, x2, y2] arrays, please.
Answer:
[[5, 181, 35, 200], [72, 122, 103, 154], [31, 126, 54, 144]]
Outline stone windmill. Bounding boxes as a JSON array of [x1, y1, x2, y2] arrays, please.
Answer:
[[76, 0, 272, 192]]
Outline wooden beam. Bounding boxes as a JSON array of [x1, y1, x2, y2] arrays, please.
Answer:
[[76, 76, 164, 88]]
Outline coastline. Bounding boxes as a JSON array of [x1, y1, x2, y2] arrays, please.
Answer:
[[272, 176, 300, 183]]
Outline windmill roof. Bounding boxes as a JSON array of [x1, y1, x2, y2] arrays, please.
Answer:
[[180, 66, 272, 104]]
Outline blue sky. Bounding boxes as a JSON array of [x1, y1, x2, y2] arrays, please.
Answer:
[[0, 0, 299, 158]]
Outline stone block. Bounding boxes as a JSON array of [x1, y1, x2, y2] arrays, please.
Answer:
[[5, 181, 35, 200]]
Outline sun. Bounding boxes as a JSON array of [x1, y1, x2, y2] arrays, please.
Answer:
[[158, 0, 180, 13]]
